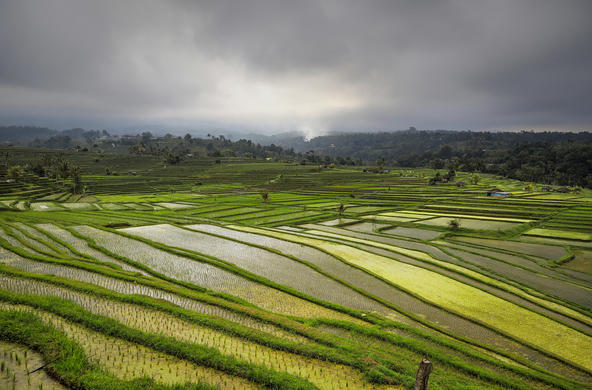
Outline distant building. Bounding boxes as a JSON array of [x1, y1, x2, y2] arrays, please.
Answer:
[[541, 186, 552, 192], [485, 188, 512, 197]]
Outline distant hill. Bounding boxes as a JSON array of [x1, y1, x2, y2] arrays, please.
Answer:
[[0, 126, 111, 148], [260, 129, 592, 187], [268, 130, 592, 159], [0, 126, 57, 144], [1, 125, 590, 186]]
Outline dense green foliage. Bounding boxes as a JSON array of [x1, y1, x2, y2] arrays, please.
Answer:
[[274, 130, 592, 187], [3, 126, 592, 186]]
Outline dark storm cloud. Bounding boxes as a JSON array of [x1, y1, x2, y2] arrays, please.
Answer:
[[0, 0, 590, 133]]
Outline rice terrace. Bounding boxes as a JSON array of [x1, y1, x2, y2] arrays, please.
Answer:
[[0, 143, 590, 390], [2, 1, 592, 389]]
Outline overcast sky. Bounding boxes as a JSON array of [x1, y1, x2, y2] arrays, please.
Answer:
[[0, 0, 591, 136]]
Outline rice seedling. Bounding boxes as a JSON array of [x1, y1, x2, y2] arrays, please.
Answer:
[[0, 254, 311, 339], [562, 251, 592, 275], [224, 208, 301, 222], [233, 226, 592, 372], [0, 228, 43, 255], [435, 246, 592, 328], [302, 228, 592, 321], [12, 223, 72, 255], [377, 212, 434, 220], [0, 302, 260, 389], [417, 217, 519, 230], [452, 237, 568, 260], [277, 226, 305, 231], [520, 236, 592, 249], [60, 202, 97, 210], [192, 226, 592, 374], [97, 203, 130, 211], [361, 215, 419, 223], [344, 222, 392, 234], [524, 228, 592, 241], [155, 202, 196, 210], [0, 340, 68, 390], [0, 278, 394, 390], [436, 240, 592, 295], [4, 231, 58, 259], [343, 206, 395, 214], [198, 207, 262, 218], [239, 211, 321, 225], [34, 223, 147, 274], [392, 210, 533, 223], [381, 227, 442, 240], [2, 155, 591, 388], [184, 224, 417, 324], [29, 202, 64, 212], [121, 203, 153, 210], [318, 218, 358, 226], [121, 224, 395, 316], [75, 225, 368, 323]]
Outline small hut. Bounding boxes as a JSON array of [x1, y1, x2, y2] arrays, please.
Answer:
[[485, 188, 512, 197], [555, 186, 571, 193]]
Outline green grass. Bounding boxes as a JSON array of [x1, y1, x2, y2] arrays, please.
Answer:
[[524, 228, 592, 241]]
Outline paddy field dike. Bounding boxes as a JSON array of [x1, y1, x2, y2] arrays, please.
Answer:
[[0, 153, 591, 389]]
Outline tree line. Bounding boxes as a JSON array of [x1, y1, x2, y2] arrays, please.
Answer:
[[274, 130, 592, 187], [1, 153, 85, 194], [2, 126, 591, 187]]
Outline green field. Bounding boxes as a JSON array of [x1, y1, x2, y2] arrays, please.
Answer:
[[524, 228, 592, 241], [0, 149, 591, 389], [417, 217, 519, 230]]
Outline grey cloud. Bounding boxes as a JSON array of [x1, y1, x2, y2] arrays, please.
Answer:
[[0, 0, 590, 133]]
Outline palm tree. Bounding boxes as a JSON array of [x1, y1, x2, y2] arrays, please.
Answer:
[[70, 165, 83, 194], [57, 160, 71, 180], [6, 165, 24, 181]]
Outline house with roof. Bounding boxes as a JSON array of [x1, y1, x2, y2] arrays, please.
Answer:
[[485, 188, 512, 197]]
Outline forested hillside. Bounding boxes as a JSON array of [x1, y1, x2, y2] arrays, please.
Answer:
[[273, 130, 592, 187], [2, 126, 592, 187]]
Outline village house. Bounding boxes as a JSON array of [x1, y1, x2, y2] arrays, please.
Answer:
[[485, 188, 512, 197]]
